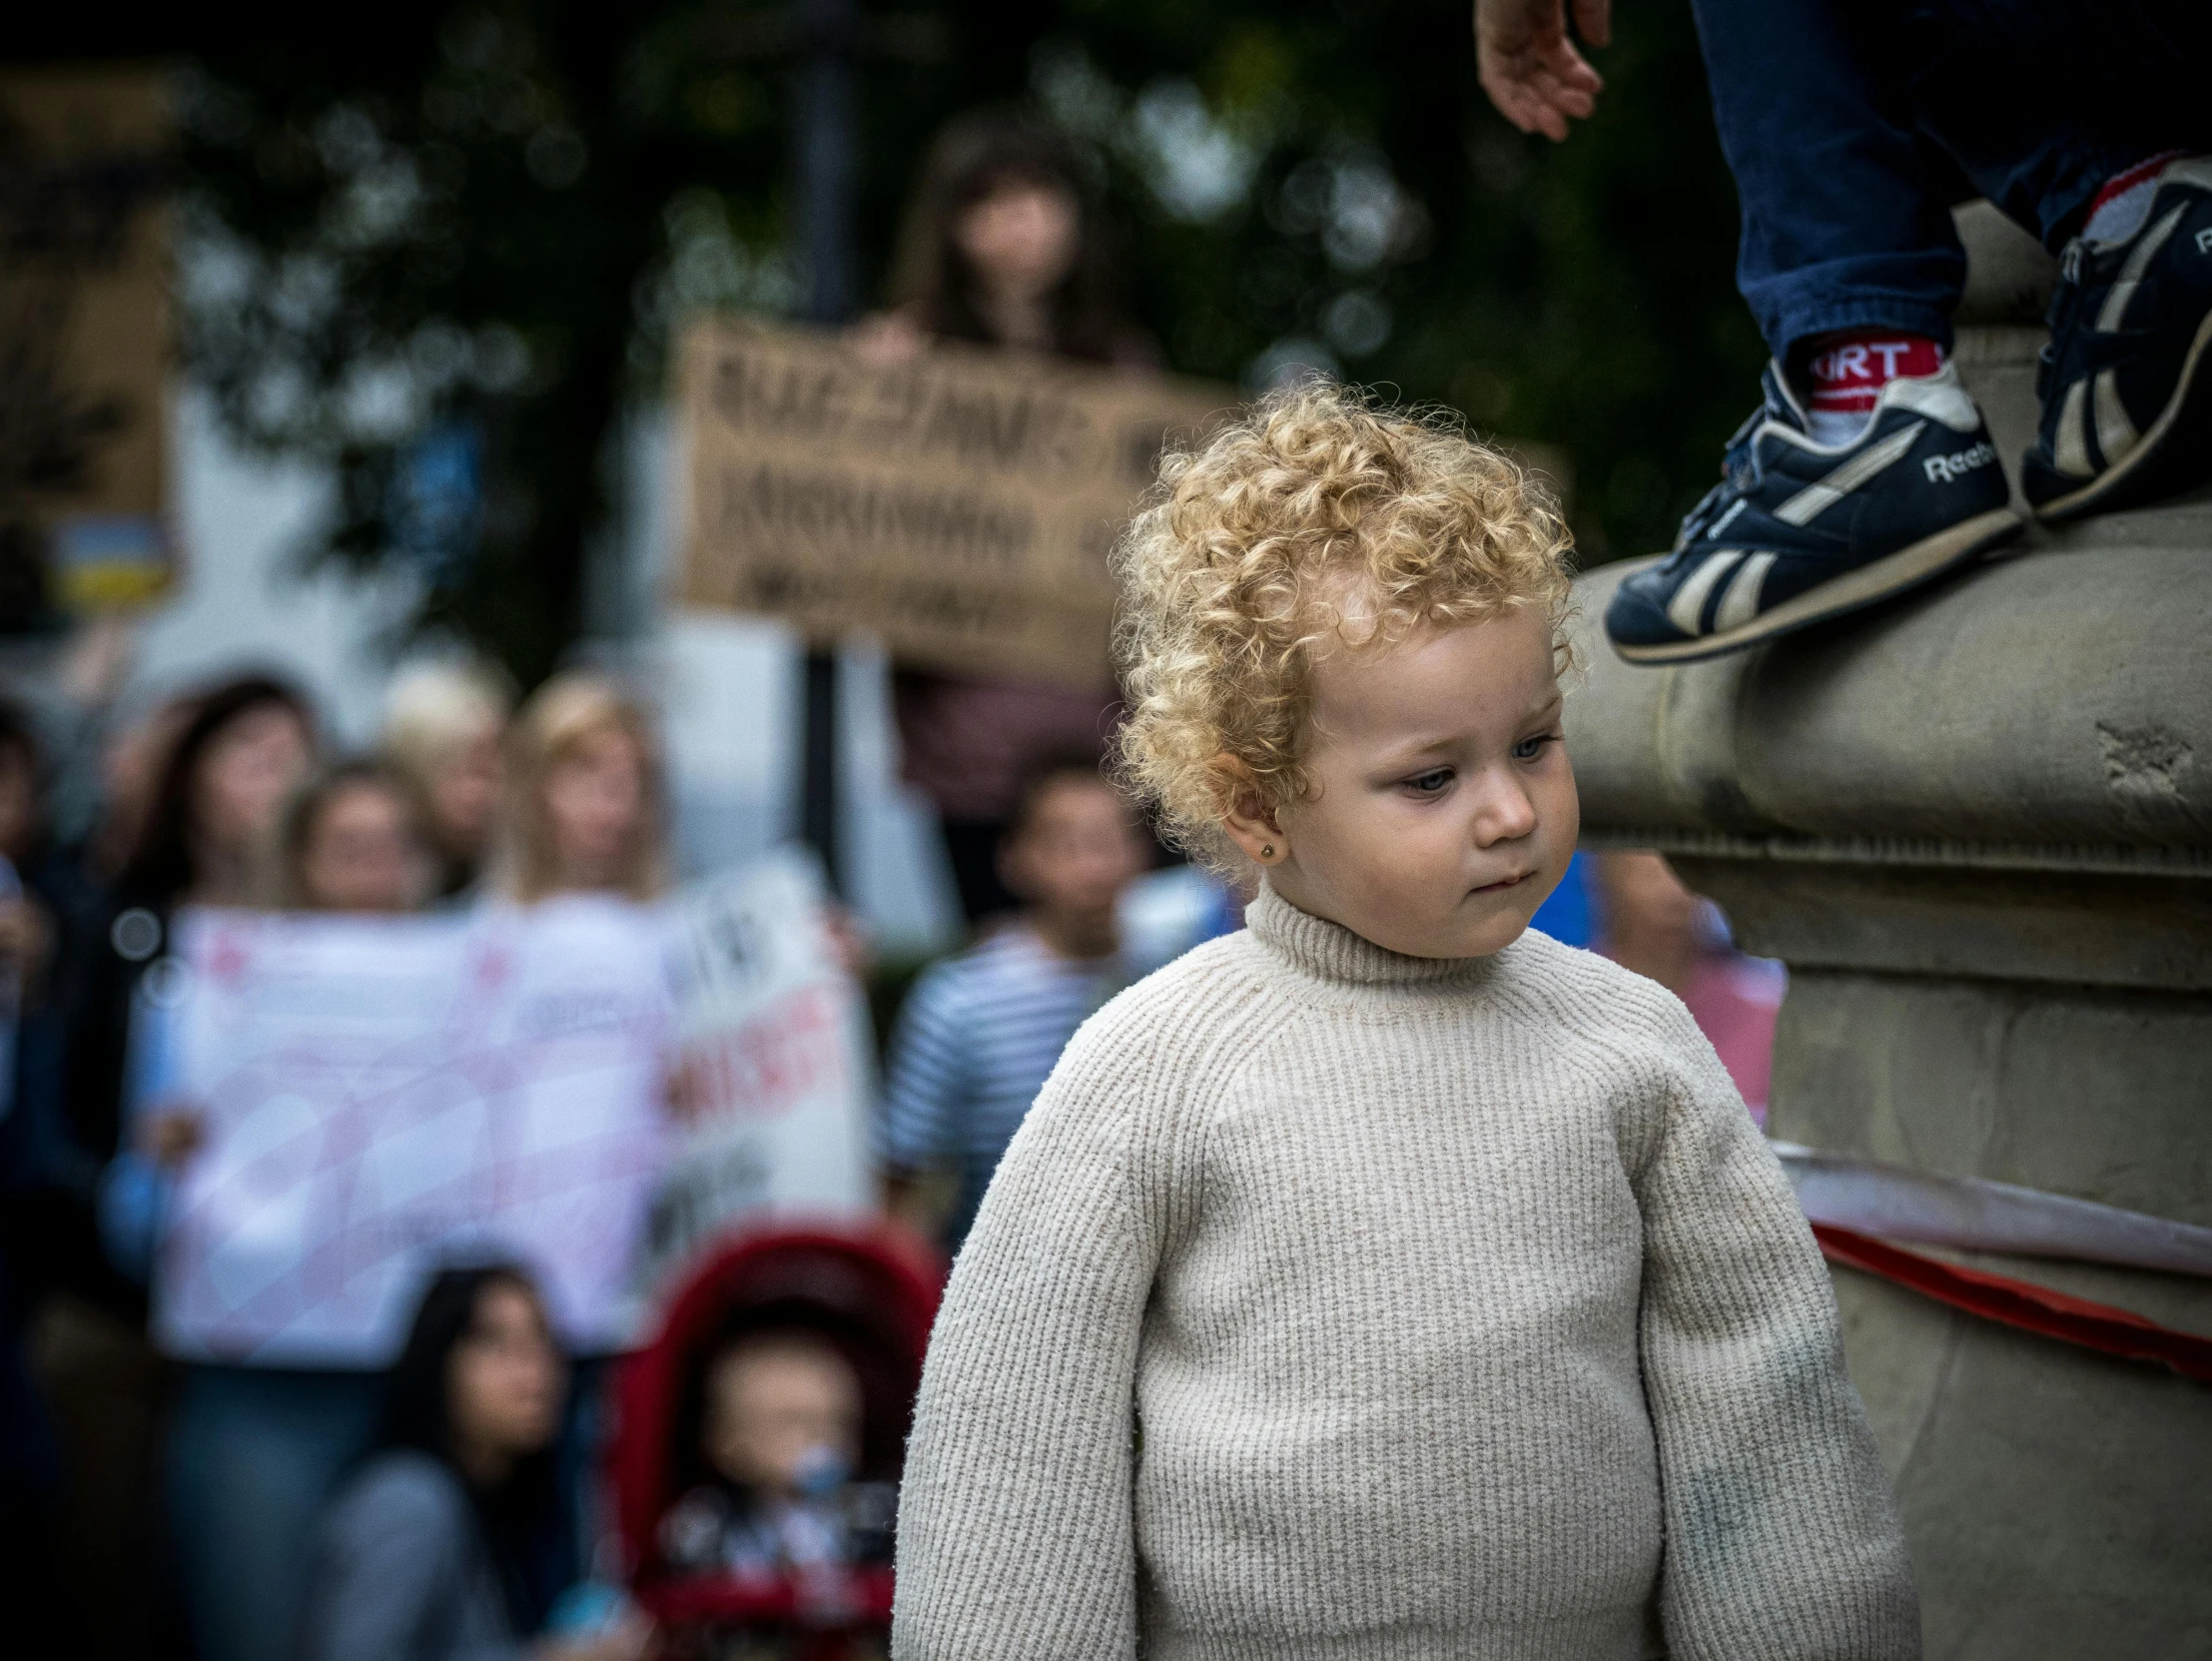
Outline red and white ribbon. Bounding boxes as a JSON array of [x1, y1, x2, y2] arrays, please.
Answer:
[[1772, 1142, 2212, 1278], [1770, 1143, 2212, 1381]]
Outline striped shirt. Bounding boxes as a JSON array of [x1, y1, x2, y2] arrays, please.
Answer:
[[880, 927, 1127, 1249]]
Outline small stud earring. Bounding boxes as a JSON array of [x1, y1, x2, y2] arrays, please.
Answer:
[[1260, 843, 1275, 860]]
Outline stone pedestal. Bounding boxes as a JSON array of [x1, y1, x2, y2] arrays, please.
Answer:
[[1563, 204, 2212, 1657]]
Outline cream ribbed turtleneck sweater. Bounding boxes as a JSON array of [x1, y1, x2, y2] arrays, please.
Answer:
[[892, 887, 1916, 1661]]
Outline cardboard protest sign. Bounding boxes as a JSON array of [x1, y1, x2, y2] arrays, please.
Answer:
[[153, 899, 673, 1366], [676, 319, 1233, 686], [643, 847, 874, 1292], [0, 68, 175, 613]]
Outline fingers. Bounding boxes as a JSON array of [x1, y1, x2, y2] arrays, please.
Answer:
[[1480, 43, 1602, 142], [1473, 0, 1605, 140], [1536, 34, 1604, 101], [1482, 70, 1571, 142]]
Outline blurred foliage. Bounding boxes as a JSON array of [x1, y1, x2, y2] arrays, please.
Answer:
[[149, 0, 1761, 683]]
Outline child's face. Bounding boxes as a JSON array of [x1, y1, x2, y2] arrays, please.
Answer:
[[703, 1340, 862, 1498], [1241, 607, 1577, 959], [1000, 779, 1148, 923]]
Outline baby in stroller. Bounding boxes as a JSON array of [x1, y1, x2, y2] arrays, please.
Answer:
[[657, 1329, 895, 1595], [611, 1225, 938, 1661]]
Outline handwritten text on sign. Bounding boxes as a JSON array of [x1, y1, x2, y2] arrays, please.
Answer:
[[677, 320, 1231, 686], [643, 848, 873, 1292]]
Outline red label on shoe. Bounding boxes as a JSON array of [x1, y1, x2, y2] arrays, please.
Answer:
[[1806, 335, 1944, 412]]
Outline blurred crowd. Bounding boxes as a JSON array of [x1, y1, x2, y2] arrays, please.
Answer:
[[0, 100, 1781, 1661], [0, 637, 1226, 1661], [0, 636, 1773, 1661], [0, 650, 672, 1659]]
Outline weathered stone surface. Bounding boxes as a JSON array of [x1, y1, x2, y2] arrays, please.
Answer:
[[1779, 967, 2212, 1659], [1564, 202, 2212, 1656], [1672, 857, 2212, 990], [1950, 200, 2058, 328], [1567, 527, 2212, 851], [1834, 1268, 2212, 1661]]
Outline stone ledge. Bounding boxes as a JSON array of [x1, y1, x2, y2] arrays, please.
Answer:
[[1577, 826, 2212, 877], [1952, 201, 2058, 327], [1668, 856, 2212, 991], [1565, 533, 2212, 854]]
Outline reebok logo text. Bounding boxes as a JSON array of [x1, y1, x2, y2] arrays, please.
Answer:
[[1924, 441, 1997, 482]]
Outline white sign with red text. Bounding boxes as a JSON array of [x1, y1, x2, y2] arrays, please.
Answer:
[[152, 897, 675, 1365], [644, 846, 874, 1296]]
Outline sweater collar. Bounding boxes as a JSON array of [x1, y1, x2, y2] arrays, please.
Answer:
[[1245, 883, 1501, 989]]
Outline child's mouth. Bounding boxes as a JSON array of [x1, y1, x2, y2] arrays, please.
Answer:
[[1471, 872, 1529, 895]]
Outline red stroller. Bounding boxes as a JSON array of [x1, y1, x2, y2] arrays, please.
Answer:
[[608, 1223, 943, 1659]]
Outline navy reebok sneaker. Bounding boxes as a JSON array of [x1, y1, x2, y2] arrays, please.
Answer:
[[1604, 361, 2022, 665], [2023, 157, 2212, 523]]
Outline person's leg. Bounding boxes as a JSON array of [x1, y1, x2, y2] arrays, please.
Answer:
[[167, 1366, 381, 1661], [1895, 0, 2212, 520], [28, 1294, 167, 1661], [1611, 0, 2017, 666], [1902, 0, 2212, 251], [0, 1284, 65, 1660], [1689, 0, 1962, 362]]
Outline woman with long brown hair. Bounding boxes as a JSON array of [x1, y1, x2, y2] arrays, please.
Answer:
[[38, 676, 319, 1661], [159, 754, 450, 1661], [303, 1265, 648, 1661], [860, 110, 1153, 925]]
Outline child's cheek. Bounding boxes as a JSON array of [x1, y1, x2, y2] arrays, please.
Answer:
[[1549, 750, 1582, 855]]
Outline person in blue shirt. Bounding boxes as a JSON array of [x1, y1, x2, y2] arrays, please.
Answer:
[[880, 756, 1151, 1253]]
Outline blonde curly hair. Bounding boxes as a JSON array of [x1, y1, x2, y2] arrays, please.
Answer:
[[1112, 380, 1575, 871]]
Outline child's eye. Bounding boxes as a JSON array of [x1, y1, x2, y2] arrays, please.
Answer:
[[1403, 768, 1454, 794], [1512, 733, 1559, 762]]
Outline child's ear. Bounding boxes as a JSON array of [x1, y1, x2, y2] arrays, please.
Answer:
[[1209, 754, 1286, 867]]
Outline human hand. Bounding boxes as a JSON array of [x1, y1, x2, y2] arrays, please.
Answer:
[[847, 309, 929, 367], [1474, 0, 1612, 142], [61, 613, 140, 709], [145, 1108, 207, 1170], [0, 896, 52, 981], [821, 903, 874, 981]]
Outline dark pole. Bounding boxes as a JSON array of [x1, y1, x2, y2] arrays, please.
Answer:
[[792, 0, 859, 892]]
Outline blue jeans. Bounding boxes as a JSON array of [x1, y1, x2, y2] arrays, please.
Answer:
[[1689, 0, 2212, 359], [166, 1365, 382, 1661]]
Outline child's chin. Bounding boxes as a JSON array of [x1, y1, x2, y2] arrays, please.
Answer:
[[1380, 909, 1531, 960], [1453, 919, 1533, 958]]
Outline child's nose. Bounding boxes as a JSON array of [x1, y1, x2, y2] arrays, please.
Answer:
[[1471, 771, 1539, 846]]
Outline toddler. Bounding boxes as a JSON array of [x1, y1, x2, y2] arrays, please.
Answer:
[[891, 385, 1916, 1659], [660, 1330, 893, 1591]]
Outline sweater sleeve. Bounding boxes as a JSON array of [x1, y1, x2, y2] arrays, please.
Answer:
[[891, 1017, 1162, 1660], [1632, 1005, 1919, 1661]]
